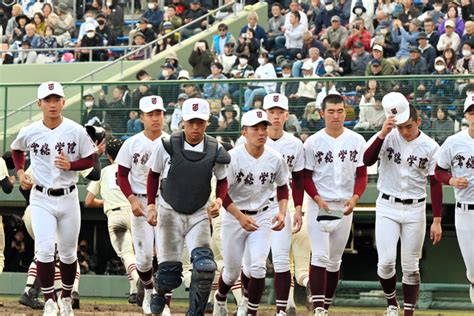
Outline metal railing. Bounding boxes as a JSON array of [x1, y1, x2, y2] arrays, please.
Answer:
[[1, 1, 237, 131]]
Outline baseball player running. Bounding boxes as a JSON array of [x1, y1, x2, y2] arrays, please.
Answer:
[[435, 96, 474, 304], [364, 92, 443, 316], [213, 109, 289, 316], [263, 93, 305, 315], [146, 97, 230, 315], [304, 94, 368, 316], [11, 81, 97, 316], [116, 95, 169, 315], [85, 138, 140, 304]]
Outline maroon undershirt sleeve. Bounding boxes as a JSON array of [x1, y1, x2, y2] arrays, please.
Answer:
[[354, 165, 368, 197], [117, 164, 133, 198], [434, 164, 452, 185], [223, 194, 234, 209], [12, 150, 26, 171], [363, 136, 384, 166], [303, 168, 319, 199], [215, 178, 228, 202], [146, 169, 160, 205], [291, 170, 304, 207], [69, 154, 94, 171], [429, 175, 443, 218], [277, 184, 289, 201]]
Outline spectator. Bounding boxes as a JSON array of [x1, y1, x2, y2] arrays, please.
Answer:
[[417, 32, 436, 73], [181, 0, 214, 40], [301, 103, 324, 131], [418, 0, 444, 27], [32, 12, 45, 35], [9, 231, 26, 272], [79, 23, 106, 61], [159, 5, 182, 33], [91, 0, 103, 14], [442, 47, 457, 72], [273, 11, 306, 59], [182, 82, 202, 98], [306, 0, 323, 23], [266, 3, 285, 51], [462, 20, 474, 47], [127, 108, 143, 135], [54, 3, 75, 46], [131, 17, 156, 44], [211, 23, 236, 57], [218, 104, 240, 142], [78, 10, 98, 41], [157, 63, 180, 105], [325, 41, 351, 76], [314, 0, 340, 35], [397, 45, 428, 95], [4, 4, 22, 43], [320, 15, 349, 50], [239, 11, 266, 43], [171, 0, 186, 17], [456, 42, 474, 74], [22, 23, 40, 48], [423, 18, 440, 53], [285, 0, 308, 28], [188, 40, 212, 78], [430, 57, 455, 100], [350, 0, 374, 34], [336, 0, 351, 24], [101, 0, 124, 37], [164, 52, 182, 74], [431, 105, 454, 144], [315, 74, 340, 109], [354, 91, 384, 131], [96, 13, 115, 46], [41, 3, 57, 30], [293, 47, 325, 77], [297, 30, 325, 60], [350, 41, 371, 75], [372, 20, 397, 58], [82, 94, 103, 126], [437, 20, 461, 53], [289, 61, 317, 117], [77, 240, 98, 274], [461, 0, 474, 21], [390, 18, 420, 66], [236, 27, 260, 69], [376, 0, 396, 16], [11, 14, 29, 44], [230, 53, 254, 79], [217, 43, 237, 77], [170, 93, 188, 132], [398, 0, 420, 27], [438, 4, 464, 37], [14, 40, 36, 64], [99, 86, 129, 134], [203, 62, 229, 99], [156, 22, 178, 53], [243, 52, 276, 110], [128, 32, 152, 60], [374, 11, 390, 34], [36, 25, 58, 63], [141, 0, 163, 34], [321, 57, 340, 77], [278, 60, 299, 97], [365, 45, 395, 76]]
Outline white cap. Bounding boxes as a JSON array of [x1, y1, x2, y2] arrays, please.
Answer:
[[84, 23, 95, 32], [372, 44, 384, 52], [382, 92, 410, 124], [241, 109, 271, 127], [464, 95, 474, 112], [301, 61, 313, 70], [37, 81, 65, 99], [178, 70, 190, 79], [139, 95, 165, 113], [182, 98, 210, 121], [263, 93, 288, 111], [445, 20, 455, 28]]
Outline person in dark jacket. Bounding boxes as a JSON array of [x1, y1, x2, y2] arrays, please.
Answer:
[[81, 94, 103, 126], [417, 32, 436, 73], [79, 23, 106, 61], [141, 0, 163, 34], [180, 0, 214, 40], [95, 13, 115, 46], [188, 40, 213, 78]]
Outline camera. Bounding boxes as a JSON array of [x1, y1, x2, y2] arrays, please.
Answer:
[[85, 125, 106, 144], [242, 33, 248, 39]]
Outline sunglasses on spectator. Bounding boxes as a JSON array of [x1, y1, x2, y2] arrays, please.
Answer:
[[219, 28, 226, 31]]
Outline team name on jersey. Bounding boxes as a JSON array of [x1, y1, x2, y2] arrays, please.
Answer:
[[235, 170, 277, 185], [314, 149, 359, 164], [30, 141, 77, 156], [452, 154, 474, 169], [132, 152, 149, 165], [385, 147, 429, 169], [283, 154, 296, 168]]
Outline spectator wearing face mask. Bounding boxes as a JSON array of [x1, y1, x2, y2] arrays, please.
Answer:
[[95, 13, 115, 45], [79, 23, 106, 61], [102, 0, 124, 37], [277, 61, 299, 98], [456, 42, 474, 74], [229, 54, 254, 100], [141, 0, 163, 34], [78, 10, 98, 42], [430, 57, 455, 101], [82, 94, 103, 126], [350, 0, 374, 34], [289, 61, 318, 118]]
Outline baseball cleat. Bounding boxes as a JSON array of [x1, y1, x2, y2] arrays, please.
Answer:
[[71, 291, 80, 309], [128, 293, 137, 304], [43, 298, 59, 316], [205, 300, 214, 313], [150, 293, 166, 314], [383, 305, 400, 316], [212, 295, 228, 316], [276, 310, 287, 315], [313, 307, 328, 316], [57, 297, 74, 316], [19, 288, 44, 309], [286, 305, 297, 316]]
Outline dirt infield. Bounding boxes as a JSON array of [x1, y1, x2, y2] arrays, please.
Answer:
[[1, 297, 473, 316]]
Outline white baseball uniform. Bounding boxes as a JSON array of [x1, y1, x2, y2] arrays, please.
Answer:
[[0, 157, 8, 273], [115, 131, 169, 272], [147, 138, 227, 263], [366, 129, 439, 284], [221, 144, 289, 285], [437, 129, 474, 285], [11, 117, 96, 264], [87, 163, 138, 280], [304, 128, 365, 271]]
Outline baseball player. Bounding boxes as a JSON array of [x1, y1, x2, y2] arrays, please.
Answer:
[[435, 96, 474, 304], [304, 94, 368, 316], [0, 154, 15, 274], [11, 81, 97, 316], [146, 97, 230, 315], [84, 138, 140, 304], [115, 95, 170, 315], [364, 92, 443, 316], [213, 109, 289, 316]]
